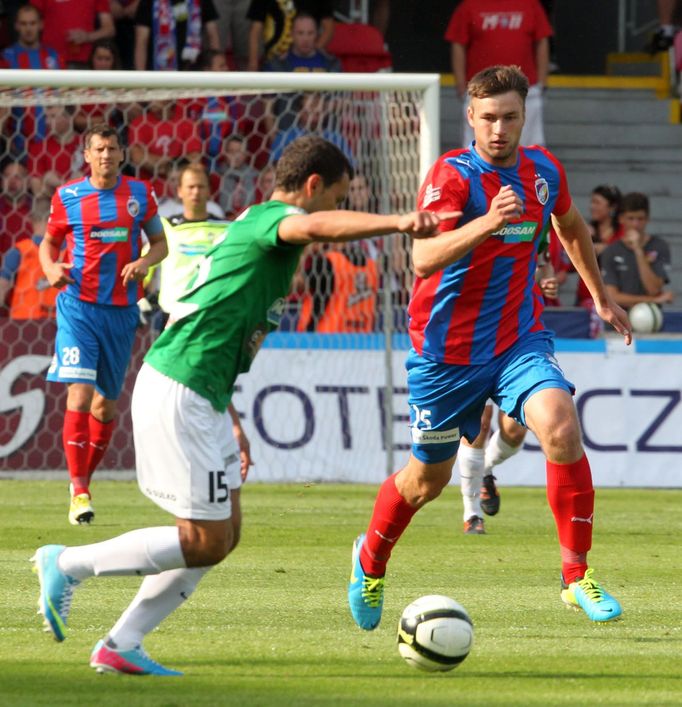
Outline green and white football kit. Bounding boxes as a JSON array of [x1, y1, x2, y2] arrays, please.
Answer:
[[157, 215, 231, 314], [133, 201, 305, 519]]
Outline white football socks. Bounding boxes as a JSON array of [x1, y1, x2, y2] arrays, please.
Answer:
[[108, 566, 209, 651], [458, 444, 485, 521], [57, 526, 185, 580], [484, 429, 521, 471]]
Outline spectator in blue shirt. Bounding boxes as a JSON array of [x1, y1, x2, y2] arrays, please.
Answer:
[[263, 13, 341, 72]]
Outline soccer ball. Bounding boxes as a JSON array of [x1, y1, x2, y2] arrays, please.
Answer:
[[397, 595, 474, 672], [629, 302, 663, 334]]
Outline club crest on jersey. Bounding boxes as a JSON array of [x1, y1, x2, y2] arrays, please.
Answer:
[[423, 184, 441, 208], [127, 196, 140, 217], [534, 176, 549, 205]]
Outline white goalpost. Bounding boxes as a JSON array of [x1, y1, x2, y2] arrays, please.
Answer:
[[0, 70, 440, 482]]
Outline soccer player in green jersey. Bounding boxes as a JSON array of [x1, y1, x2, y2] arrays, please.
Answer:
[[152, 161, 253, 557], [32, 135, 450, 675]]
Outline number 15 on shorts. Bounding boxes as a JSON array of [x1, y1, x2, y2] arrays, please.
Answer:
[[208, 471, 229, 503]]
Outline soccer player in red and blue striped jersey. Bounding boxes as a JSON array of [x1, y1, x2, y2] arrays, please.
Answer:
[[349, 65, 632, 629], [39, 124, 167, 526]]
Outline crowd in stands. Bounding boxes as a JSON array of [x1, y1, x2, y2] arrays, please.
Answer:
[[0, 1, 367, 318], [0, 2, 675, 333]]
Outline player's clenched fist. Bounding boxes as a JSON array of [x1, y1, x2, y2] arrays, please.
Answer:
[[397, 210, 462, 238], [486, 185, 523, 232]]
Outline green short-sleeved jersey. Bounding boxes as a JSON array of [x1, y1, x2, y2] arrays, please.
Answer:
[[145, 201, 305, 411]]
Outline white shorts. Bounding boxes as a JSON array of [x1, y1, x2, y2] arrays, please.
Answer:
[[132, 363, 241, 520]]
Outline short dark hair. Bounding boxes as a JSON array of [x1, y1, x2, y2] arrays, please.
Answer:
[[83, 123, 121, 150], [592, 184, 621, 207], [293, 12, 318, 27], [16, 3, 42, 21], [275, 136, 353, 192], [178, 161, 208, 184], [620, 191, 650, 215], [467, 65, 529, 101], [88, 38, 122, 70]]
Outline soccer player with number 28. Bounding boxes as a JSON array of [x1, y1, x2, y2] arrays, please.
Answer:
[[32, 136, 453, 676], [348, 65, 633, 631], [39, 123, 167, 526]]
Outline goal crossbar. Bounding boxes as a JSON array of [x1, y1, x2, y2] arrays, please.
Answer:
[[0, 69, 440, 180]]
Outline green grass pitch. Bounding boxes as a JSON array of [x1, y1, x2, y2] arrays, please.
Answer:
[[1, 480, 681, 706]]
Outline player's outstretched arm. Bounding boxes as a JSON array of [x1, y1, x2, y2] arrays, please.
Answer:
[[39, 235, 74, 288], [412, 185, 521, 278], [277, 209, 450, 245], [552, 202, 632, 344]]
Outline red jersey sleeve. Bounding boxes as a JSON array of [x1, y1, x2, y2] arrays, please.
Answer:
[[531, 0, 554, 40], [444, 0, 471, 44], [536, 146, 571, 217], [417, 156, 469, 233], [45, 191, 69, 246]]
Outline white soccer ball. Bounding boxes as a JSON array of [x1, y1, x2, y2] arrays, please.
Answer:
[[397, 594, 474, 672], [629, 302, 663, 334]]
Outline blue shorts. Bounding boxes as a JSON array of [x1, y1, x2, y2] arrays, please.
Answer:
[[46, 293, 139, 400], [407, 331, 575, 464]]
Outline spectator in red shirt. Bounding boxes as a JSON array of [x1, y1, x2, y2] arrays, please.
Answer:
[[575, 185, 624, 334], [446, 0, 552, 146], [32, 0, 114, 68], [0, 161, 33, 256], [28, 105, 85, 198], [128, 101, 203, 195]]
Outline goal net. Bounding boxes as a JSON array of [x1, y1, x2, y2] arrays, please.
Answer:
[[0, 70, 439, 482]]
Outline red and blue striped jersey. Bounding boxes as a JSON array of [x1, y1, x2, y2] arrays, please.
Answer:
[[1, 44, 63, 70], [46, 176, 159, 306], [409, 144, 572, 365], [1, 44, 64, 150]]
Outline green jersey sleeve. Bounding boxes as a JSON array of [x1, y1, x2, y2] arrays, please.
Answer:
[[248, 201, 306, 249]]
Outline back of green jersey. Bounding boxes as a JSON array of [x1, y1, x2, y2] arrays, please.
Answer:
[[145, 201, 305, 411]]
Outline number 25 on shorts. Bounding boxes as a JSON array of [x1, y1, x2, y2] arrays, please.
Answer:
[[411, 404, 432, 430]]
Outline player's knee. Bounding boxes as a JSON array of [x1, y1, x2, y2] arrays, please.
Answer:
[[413, 473, 451, 505], [501, 424, 526, 447], [90, 394, 116, 422], [539, 419, 582, 462], [180, 524, 233, 567], [191, 536, 231, 566]]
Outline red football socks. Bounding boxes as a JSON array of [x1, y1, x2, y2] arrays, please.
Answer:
[[360, 473, 418, 577], [87, 415, 115, 482], [63, 410, 91, 497], [546, 454, 594, 584]]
